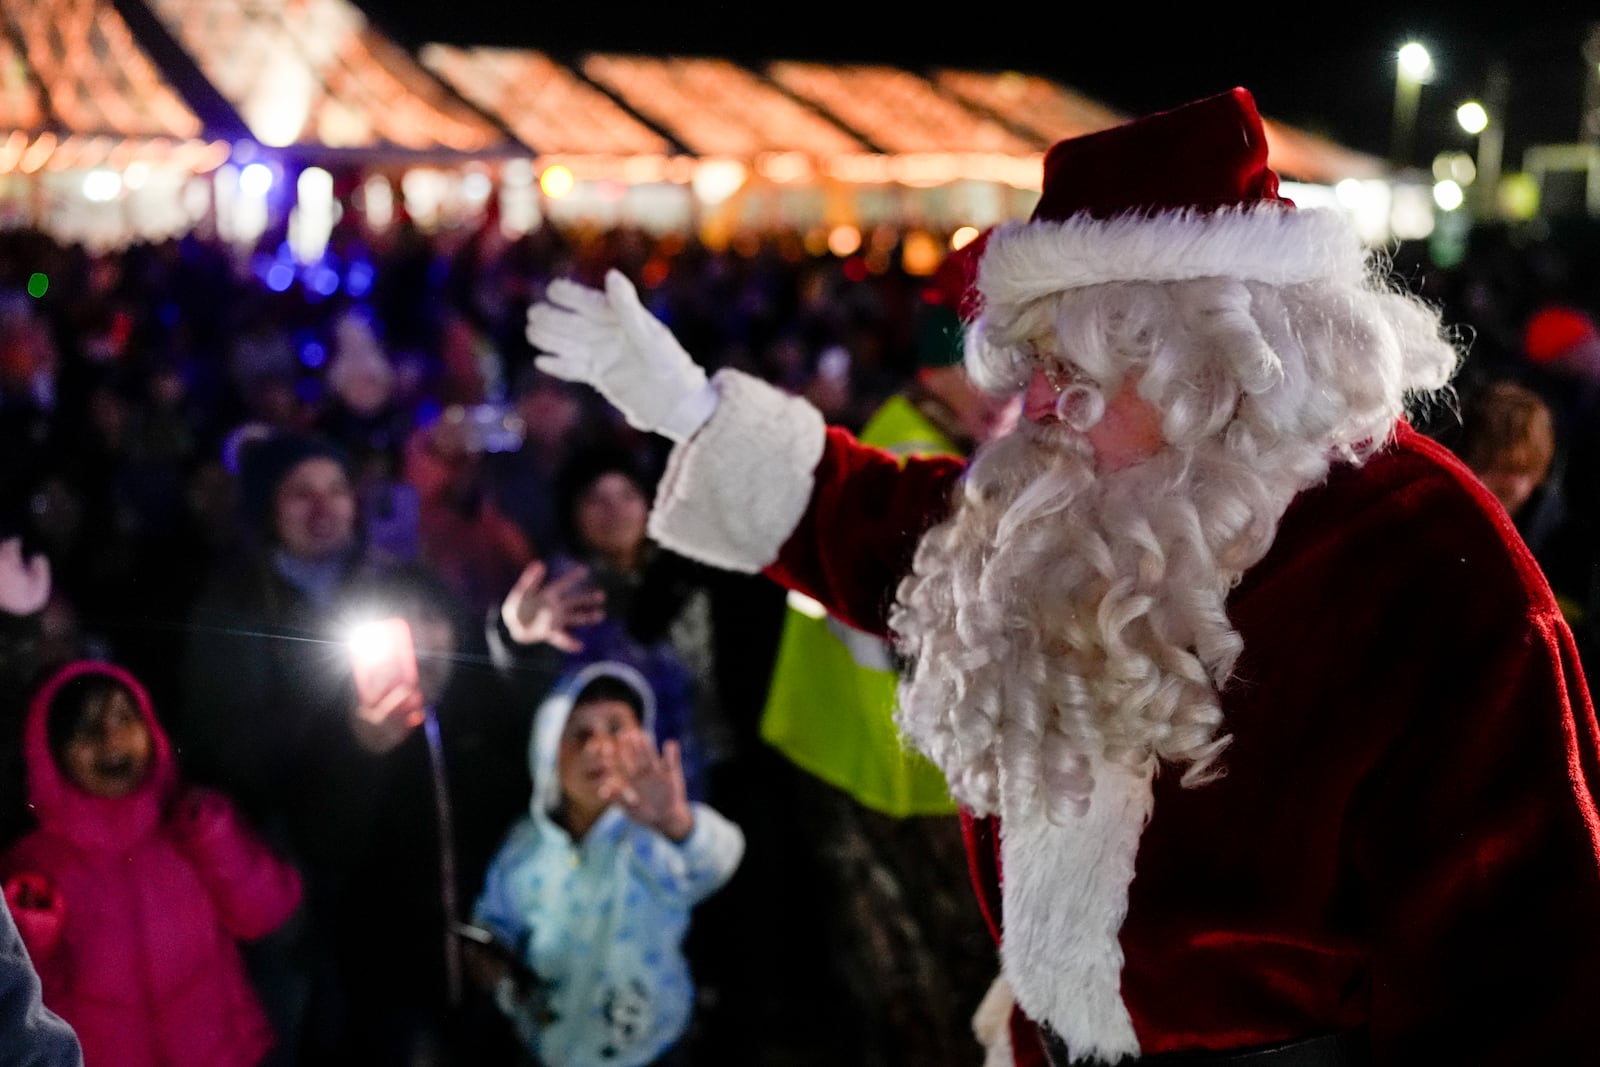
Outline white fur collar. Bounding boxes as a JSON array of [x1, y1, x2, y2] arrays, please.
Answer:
[[998, 757, 1154, 1063]]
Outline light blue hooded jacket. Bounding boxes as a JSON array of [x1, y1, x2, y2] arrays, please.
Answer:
[[474, 661, 743, 1067]]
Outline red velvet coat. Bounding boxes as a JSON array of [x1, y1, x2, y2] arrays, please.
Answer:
[[764, 422, 1600, 1064]]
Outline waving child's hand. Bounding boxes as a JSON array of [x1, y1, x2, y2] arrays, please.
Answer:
[[602, 729, 693, 842]]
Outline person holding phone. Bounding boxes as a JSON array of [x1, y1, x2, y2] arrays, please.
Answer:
[[175, 430, 604, 1067]]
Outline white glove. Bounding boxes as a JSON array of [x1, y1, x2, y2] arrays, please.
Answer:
[[526, 270, 719, 443]]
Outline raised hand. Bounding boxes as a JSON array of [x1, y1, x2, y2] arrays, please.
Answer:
[[351, 680, 425, 754], [526, 270, 719, 442], [500, 560, 606, 652], [602, 728, 694, 842], [0, 537, 49, 616]]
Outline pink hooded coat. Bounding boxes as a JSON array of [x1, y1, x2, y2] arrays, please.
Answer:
[[0, 661, 303, 1067]]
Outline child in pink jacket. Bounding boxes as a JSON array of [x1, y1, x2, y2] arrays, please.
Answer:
[[1, 661, 303, 1067]]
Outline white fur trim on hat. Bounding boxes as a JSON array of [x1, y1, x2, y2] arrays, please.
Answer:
[[978, 205, 1367, 309], [999, 757, 1154, 1062], [648, 369, 827, 573]]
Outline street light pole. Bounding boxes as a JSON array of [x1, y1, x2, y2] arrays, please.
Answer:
[[1475, 62, 1509, 219], [1391, 42, 1435, 169]]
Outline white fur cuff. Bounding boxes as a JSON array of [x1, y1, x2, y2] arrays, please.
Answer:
[[648, 369, 827, 573], [999, 759, 1154, 1063]]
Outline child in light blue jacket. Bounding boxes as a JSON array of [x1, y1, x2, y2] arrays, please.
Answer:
[[472, 661, 743, 1067]]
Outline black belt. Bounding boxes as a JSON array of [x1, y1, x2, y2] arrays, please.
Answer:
[[1041, 1028, 1371, 1067]]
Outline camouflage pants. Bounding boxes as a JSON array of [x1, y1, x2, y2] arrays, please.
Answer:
[[794, 773, 999, 1067]]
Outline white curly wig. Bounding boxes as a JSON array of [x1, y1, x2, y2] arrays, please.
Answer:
[[889, 236, 1460, 822]]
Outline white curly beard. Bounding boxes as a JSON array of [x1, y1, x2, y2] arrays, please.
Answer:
[[890, 415, 1314, 823]]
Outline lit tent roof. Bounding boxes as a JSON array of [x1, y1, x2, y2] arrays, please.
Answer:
[[419, 46, 669, 157], [767, 62, 1038, 156], [0, 0, 1384, 188], [0, 0, 228, 172], [579, 54, 868, 158], [935, 69, 1386, 185], [421, 49, 1384, 190], [136, 0, 512, 156], [1260, 118, 1388, 184], [935, 70, 1128, 146]]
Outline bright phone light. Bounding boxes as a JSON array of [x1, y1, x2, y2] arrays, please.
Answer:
[[347, 615, 419, 706], [350, 620, 391, 664]]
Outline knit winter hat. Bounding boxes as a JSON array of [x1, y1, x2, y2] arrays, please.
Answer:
[[915, 230, 991, 370], [553, 443, 653, 556], [977, 87, 1367, 310], [1523, 305, 1599, 366], [236, 431, 351, 534]]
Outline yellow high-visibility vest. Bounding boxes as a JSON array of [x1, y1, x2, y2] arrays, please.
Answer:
[[758, 394, 960, 815]]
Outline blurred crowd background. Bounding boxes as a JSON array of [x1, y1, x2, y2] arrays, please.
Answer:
[[1, 204, 1599, 1066]]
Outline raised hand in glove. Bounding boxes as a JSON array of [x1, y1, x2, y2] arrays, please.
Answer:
[[526, 270, 719, 442]]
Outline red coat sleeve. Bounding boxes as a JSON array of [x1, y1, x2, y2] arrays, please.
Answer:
[[764, 426, 967, 637]]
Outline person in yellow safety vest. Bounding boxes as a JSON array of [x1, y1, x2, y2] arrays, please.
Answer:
[[759, 232, 1019, 815]]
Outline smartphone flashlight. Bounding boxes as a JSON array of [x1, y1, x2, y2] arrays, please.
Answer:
[[348, 616, 420, 706]]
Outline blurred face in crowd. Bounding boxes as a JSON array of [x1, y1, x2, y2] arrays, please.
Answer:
[[1461, 382, 1556, 519], [1477, 463, 1546, 517], [60, 685, 152, 799], [414, 419, 481, 503], [186, 458, 238, 545], [273, 456, 357, 562], [29, 477, 84, 555], [575, 472, 649, 570], [558, 698, 641, 830], [518, 382, 584, 454]]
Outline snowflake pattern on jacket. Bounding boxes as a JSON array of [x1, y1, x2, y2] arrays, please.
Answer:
[[474, 661, 743, 1067]]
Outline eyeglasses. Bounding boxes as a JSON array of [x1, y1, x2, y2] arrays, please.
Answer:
[[1038, 354, 1092, 395]]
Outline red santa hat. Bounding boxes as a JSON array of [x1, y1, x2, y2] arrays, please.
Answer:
[[977, 87, 1367, 308]]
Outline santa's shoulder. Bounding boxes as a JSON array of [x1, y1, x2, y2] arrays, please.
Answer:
[[1242, 422, 1558, 624]]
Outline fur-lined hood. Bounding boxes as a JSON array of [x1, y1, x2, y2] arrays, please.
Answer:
[[24, 661, 178, 852], [527, 660, 657, 822]]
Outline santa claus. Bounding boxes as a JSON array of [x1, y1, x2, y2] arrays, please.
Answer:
[[526, 88, 1600, 1065]]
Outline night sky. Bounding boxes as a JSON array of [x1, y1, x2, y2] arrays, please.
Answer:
[[361, 1, 1595, 166]]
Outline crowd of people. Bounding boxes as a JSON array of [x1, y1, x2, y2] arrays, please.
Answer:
[[0, 180, 1596, 1066]]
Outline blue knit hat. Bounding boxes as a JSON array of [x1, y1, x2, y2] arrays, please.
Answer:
[[235, 431, 351, 535]]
